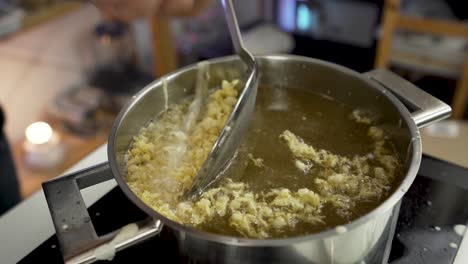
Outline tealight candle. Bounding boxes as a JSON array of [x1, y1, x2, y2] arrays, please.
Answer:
[[23, 122, 65, 169]]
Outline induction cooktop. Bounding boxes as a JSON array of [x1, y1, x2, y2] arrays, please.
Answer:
[[18, 155, 468, 264]]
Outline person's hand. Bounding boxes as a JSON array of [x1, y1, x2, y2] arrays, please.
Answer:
[[94, 0, 212, 20]]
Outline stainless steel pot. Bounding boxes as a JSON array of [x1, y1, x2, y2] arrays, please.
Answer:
[[43, 55, 451, 264]]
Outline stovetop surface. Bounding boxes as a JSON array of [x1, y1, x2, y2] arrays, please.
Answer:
[[19, 155, 468, 264]]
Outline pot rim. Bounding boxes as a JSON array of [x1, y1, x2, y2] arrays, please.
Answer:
[[108, 54, 421, 246]]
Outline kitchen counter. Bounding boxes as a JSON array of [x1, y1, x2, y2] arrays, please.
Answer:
[[1, 144, 467, 264]]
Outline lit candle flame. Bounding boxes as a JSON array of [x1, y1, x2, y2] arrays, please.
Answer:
[[25, 122, 53, 144]]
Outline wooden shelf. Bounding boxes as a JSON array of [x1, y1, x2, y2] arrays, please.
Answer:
[[375, 0, 468, 119], [396, 15, 468, 39], [391, 50, 462, 78]]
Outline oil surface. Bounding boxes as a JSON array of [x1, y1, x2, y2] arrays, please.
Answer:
[[198, 85, 404, 237]]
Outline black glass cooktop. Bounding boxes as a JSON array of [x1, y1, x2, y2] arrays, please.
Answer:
[[19, 155, 468, 264]]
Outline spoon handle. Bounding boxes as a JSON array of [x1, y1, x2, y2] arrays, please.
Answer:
[[220, 0, 244, 53]]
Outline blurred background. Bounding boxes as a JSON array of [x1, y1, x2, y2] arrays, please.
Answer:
[[0, 0, 467, 203]]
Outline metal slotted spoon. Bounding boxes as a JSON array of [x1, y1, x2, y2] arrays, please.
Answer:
[[183, 0, 259, 200]]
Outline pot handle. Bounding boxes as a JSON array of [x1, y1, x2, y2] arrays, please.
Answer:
[[42, 162, 163, 264], [365, 69, 451, 128]]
